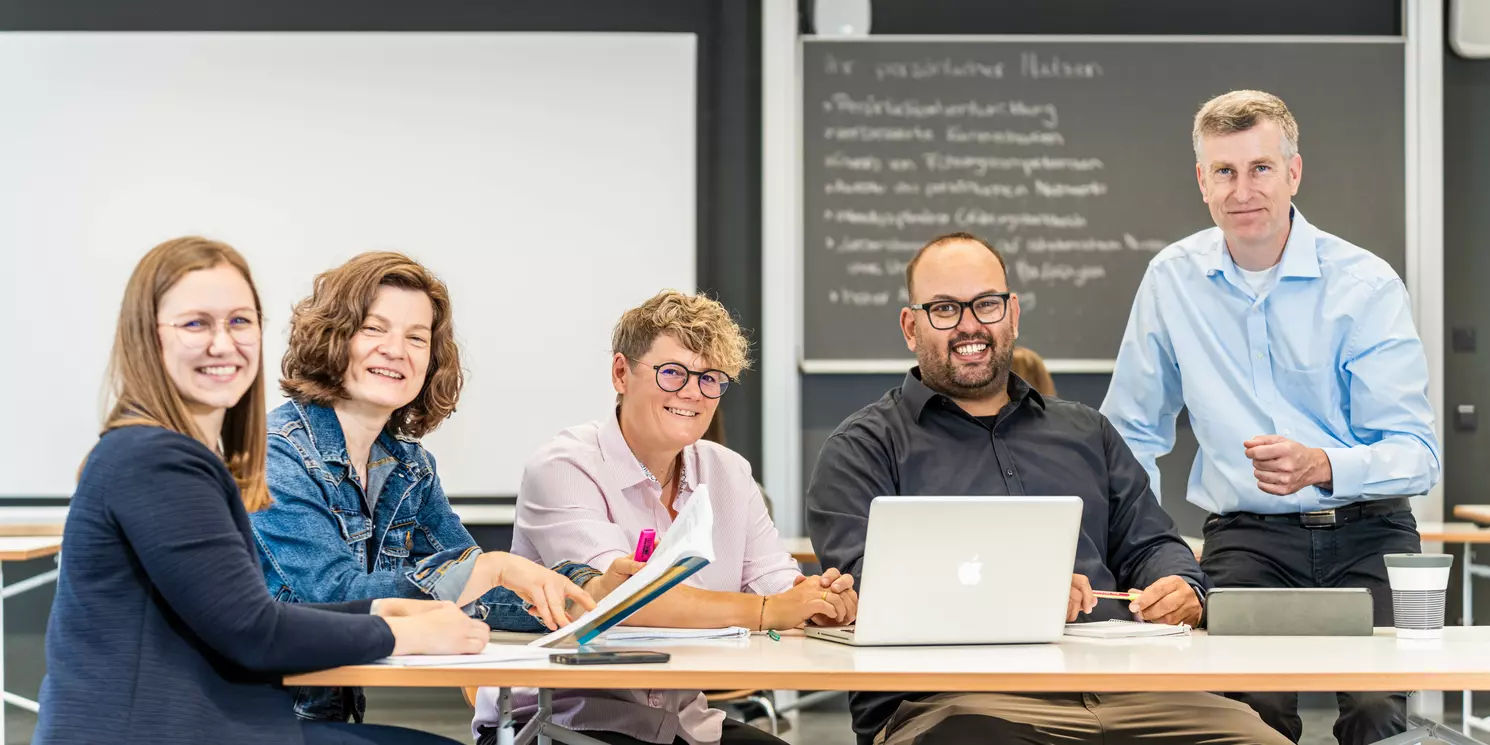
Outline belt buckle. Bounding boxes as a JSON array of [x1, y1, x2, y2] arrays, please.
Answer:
[[1301, 509, 1337, 528]]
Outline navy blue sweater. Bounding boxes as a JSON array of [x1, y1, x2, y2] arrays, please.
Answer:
[[35, 426, 397, 744]]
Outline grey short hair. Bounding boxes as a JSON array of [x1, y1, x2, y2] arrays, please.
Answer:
[[1193, 90, 1299, 162]]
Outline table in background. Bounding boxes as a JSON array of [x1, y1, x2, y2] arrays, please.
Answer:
[[0, 536, 62, 743], [1423, 513, 1490, 735]]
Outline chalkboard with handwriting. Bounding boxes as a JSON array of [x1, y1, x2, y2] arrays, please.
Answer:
[[802, 39, 1405, 364]]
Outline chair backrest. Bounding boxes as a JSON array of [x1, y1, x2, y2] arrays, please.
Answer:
[[463, 687, 478, 708]]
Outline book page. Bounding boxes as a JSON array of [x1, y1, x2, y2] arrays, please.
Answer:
[[529, 485, 716, 648]]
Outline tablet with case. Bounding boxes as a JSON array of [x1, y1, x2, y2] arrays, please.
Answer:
[[1206, 587, 1374, 636]]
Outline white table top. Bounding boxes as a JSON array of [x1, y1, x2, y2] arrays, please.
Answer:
[[450, 504, 516, 526], [286, 626, 1490, 692], [0, 536, 63, 561], [0, 506, 68, 536], [1418, 521, 1490, 544]]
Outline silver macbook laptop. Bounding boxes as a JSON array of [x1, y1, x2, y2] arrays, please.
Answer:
[[806, 496, 1082, 646]]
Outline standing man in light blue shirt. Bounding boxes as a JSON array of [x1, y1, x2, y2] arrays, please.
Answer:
[[1101, 90, 1440, 745]]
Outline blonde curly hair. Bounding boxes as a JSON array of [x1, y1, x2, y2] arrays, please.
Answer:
[[611, 290, 752, 377]]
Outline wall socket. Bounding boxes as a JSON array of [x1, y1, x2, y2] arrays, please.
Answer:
[[1453, 326, 1477, 352], [1457, 404, 1478, 432]]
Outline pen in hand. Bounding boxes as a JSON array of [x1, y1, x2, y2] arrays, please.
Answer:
[[1092, 590, 1148, 622], [1092, 590, 1142, 602]]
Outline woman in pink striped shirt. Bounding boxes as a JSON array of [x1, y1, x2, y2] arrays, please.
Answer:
[[473, 290, 858, 745]]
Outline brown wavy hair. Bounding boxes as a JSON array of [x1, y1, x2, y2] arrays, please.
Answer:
[[102, 236, 270, 512], [280, 252, 461, 438]]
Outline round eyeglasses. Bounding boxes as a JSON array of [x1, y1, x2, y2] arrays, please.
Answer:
[[626, 357, 732, 399], [908, 292, 1010, 331], [159, 311, 262, 349]]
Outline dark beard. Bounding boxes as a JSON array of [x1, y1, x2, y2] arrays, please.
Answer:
[[916, 332, 1013, 400]]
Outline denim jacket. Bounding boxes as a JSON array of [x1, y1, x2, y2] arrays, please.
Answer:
[[252, 400, 599, 721]]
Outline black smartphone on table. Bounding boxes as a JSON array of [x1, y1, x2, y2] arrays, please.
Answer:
[[550, 651, 670, 665]]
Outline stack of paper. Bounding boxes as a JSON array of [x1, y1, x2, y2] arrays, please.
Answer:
[[1062, 620, 1191, 639], [376, 642, 572, 667], [601, 626, 750, 642]]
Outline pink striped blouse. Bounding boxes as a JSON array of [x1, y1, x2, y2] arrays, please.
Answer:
[[472, 412, 801, 745]]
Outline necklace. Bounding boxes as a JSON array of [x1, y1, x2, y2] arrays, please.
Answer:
[[640, 453, 684, 490]]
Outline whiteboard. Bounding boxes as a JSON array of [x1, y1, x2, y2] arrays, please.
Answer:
[[0, 32, 696, 497]]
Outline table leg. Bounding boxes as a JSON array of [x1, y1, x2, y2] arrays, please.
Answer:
[[536, 689, 551, 745], [1466, 542, 1474, 734], [0, 556, 57, 740], [487, 687, 514, 745]]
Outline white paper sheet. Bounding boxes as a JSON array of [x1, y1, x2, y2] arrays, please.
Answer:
[[376, 642, 574, 667], [601, 626, 750, 642]]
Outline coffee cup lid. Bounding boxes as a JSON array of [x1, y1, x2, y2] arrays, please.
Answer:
[[1384, 553, 1453, 569]]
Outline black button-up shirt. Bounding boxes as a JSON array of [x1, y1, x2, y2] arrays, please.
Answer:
[[806, 369, 1208, 744]]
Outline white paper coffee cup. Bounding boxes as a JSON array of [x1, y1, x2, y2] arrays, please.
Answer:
[[1384, 553, 1453, 639]]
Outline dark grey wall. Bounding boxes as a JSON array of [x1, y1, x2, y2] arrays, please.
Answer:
[[1443, 42, 1490, 628]]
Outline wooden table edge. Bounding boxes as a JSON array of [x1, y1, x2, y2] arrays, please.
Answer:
[[0, 542, 63, 561], [0, 524, 65, 538], [284, 668, 1490, 692], [1451, 504, 1490, 526]]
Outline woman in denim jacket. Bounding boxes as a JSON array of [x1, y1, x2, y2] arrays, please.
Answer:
[[251, 252, 615, 723]]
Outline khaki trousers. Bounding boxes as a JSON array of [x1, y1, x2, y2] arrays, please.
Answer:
[[874, 692, 1293, 745]]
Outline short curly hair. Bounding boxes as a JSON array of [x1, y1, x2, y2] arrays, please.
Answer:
[[612, 290, 752, 378], [280, 252, 462, 438]]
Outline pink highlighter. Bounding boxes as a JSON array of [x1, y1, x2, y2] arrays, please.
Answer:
[[633, 529, 657, 562]]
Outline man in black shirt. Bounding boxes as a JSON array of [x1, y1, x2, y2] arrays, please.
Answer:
[[806, 232, 1288, 745]]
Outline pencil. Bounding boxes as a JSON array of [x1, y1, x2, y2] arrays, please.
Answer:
[[1092, 590, 1142, 601]]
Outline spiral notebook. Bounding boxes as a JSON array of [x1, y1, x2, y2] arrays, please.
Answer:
[[1063, 620, 1191, 639]]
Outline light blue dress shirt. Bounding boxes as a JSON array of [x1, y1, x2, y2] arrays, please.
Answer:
[[1100, 208, 1440, 515]]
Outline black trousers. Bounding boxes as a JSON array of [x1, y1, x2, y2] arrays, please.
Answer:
[[1199, 506, 1421, 745]]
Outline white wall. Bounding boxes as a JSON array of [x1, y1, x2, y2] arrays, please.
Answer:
[[0, 32, 696, 497]]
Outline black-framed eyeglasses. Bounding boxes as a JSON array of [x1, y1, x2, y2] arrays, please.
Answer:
[[626, 356, 732, 399], [909, 292, 1011, 331]]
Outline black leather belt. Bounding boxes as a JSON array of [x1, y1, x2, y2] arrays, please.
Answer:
[[1225, 497, 1412, 529]]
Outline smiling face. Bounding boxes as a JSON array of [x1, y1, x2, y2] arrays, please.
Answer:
[[899, 239, 1020, 402], [1196, 118, 1302, 254], [156, 263, 261, 416], [613, 333, 721, 453], [340, 285, 434, 419]]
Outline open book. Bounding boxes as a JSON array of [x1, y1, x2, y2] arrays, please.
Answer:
[[530, 486, 716, 648]]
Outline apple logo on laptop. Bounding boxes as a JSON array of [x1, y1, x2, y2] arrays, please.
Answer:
[[957, 554, 983, 586]]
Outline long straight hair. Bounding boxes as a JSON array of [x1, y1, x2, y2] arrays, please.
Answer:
[[101, 236, 270, 511]]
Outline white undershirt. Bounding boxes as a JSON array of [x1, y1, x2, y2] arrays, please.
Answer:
[[1238, 263, 1280, 297]]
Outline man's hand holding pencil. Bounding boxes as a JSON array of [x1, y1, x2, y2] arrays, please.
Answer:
[[1067, 574, 1202, 626]]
